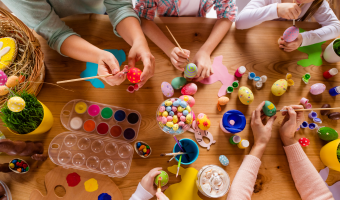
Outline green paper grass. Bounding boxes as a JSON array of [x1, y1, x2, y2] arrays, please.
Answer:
[[0, 91, 43, 134], [334, 39, 340, 56]]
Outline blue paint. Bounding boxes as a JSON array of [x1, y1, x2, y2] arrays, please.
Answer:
[[98, 193, 112, 200], [329, 86, 340, 96], [80, 49, 126, 88], [114, 110, 126, 121], [300, 121, 308, 128]]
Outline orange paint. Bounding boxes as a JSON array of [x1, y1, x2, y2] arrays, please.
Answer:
[[84, 119, 96, 132]]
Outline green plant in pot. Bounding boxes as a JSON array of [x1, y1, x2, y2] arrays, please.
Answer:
[[324, 38, 340, 63], [0, 91, 53, 135]]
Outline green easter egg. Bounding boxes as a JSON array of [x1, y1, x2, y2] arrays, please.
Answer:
[[263, 101, 277, 117], [318, 127, 338, 141], [171, 77, 187, 90], [154, 170, 169, 187]]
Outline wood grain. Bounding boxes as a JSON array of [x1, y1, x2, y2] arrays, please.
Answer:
[[1, 15, 340, 200]]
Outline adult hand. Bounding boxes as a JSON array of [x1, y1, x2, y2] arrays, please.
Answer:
[[278, 34, 303, 52], [140, 167, 168, 196], [277, 3, 301, 20], [128, 40, 155, 88], [169, 47, 190, 71], [156, 191, 170, 200], [97, 50, 125, 86], [279, 105, 305, 146], [193, 50, 213, 82]]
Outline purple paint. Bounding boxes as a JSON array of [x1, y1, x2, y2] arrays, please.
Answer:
[[123, 128, 136, 140], [88, 104, 101, 117]]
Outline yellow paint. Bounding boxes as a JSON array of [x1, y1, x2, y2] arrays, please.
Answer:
[[84, 178, 98, 192], [75, 102, 87, 114], [267, 104, 275, 110], [0, 37, 17, 70], [164, 165, 202, 200]]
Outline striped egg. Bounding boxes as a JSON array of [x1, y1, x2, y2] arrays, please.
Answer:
[[184, 63, 197, 78], [283, 26, 299, 42]]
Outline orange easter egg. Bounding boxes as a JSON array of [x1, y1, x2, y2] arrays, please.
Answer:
[[6, 75, 19, 88]]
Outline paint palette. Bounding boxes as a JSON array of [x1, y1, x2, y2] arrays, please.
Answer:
[[49, 132, 133, 178], [60, 99, 141, 141]]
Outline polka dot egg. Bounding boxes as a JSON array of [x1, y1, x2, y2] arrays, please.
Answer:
[[271, 79, 288, 96], [238, 86, 254, 105], [8, 96, 25, 112], [161, 82, 174, 97], [219, 155, 229, 166], [0, 70, 7, 86], [127, 67, 142, 83], [283, 26, 299, 42]]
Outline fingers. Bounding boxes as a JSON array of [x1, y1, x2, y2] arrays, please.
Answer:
[[156, 191, 169, 200], [294, 4, 302, 17], [172, 50, 189, 64], [149, 168, 162, 179], [266, 115, 277, 128], [175, 48, 190, 59], [128, 55, 136, 69], [255, 101, 265, 119], [287, 106, 297, 122], [138, 53, 155, 88]]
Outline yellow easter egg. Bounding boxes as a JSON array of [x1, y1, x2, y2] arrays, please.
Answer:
[[0, 86, 9, 96], [178, 106, 184, 112], [164, 100, 172, 106], [166, 122, 174, 128], [186, 114, 193, 124], [173, 124, 179, 131], [238, 86, 254, 105], [271, 79, 288, 96], [185, 106, 191, 112], [162, 111, 168, 117], [197, 113, 211, 130], [0, 37, 18, 70], [173, 115, 178, 123], [6, 76, 19, 88], [7, 96, 25, 112]]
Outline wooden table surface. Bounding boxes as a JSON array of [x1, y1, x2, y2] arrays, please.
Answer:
[[1, 15, 340, 200]]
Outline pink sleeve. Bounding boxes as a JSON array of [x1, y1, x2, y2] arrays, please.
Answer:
[[134, 0, 157, 20], [227, 155, 261, 200], [284, 143, 334, 200]]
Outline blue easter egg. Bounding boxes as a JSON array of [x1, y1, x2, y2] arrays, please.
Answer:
[[173, 100, 180, 107], [169, 111, 175, 116], [183, 110, 189, 116], [219, 155, 229, 166], [166, 106, 172, 112], [180, 101, 187, 108]]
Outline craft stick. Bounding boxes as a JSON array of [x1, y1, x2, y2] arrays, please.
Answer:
[[165, 26, 190, 62], [160, 152, 188, 156], [279, 107, 340, 112], [57, 74, 113, 84]]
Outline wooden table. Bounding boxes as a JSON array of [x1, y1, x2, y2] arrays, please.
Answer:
[[1, 15, 340, 200]]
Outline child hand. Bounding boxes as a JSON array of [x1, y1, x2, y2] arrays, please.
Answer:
[[169, 47, 190, 71], [97, 50, 122, 86], [278, 34, 303, 52], [156, 191, 170, 200], [100, 65, 128, 86], [193, 50, 214, 82], [251, 102, 277, 146], [140, 167, 168, 196], [279, 105, 305, 146], [277, 3, 301, 20]]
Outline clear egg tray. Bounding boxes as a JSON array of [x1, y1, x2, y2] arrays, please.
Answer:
[[60, 99, 141, 142], [48, 132, 134, 178]]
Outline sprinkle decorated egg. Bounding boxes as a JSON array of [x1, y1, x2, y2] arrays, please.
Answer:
[[238, 86, 254, 105], [271, 79, 288, 96], [184, 63, 198, 78], [283, 26, 299, 42], [0, 37, 18, 70], [6, 75, 19, 88], [181, 83, 197, 95], [179, 95, 195, 107], [0, 70, 7, 86], [171, 77, 187, 90], [127, 67, 142, 83], [310, 83, 326, 95], [197, 113, 211, 130], [161, 82, 174, 97], [7, 96, 25, 112], [0, 86, 9, 96]]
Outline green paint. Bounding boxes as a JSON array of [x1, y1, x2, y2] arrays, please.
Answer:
[[227, 86, 234, 93], [232, 81, 239, 88], [101, 107, 113, 119], [297, 28, 326, 67]]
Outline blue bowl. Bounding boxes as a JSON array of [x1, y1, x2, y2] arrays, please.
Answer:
[[173, 138, 199, 165]]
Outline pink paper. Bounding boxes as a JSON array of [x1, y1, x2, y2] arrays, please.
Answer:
[[320, 167, 340, 199], [200, 56, 236, 97]]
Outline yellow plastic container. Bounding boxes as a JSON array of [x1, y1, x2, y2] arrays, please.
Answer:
[[320, 139, 340, 172], [8, 101, 54, 135]]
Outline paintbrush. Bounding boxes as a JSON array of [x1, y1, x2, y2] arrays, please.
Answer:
[[176, 155, 182, 178], [166, 26, 190, 62], [173, 136, 190, 160], [279, 107, 340, 112], [167, 155, 176, 163], [160, 152, 188, 156], [157, 176, 162, 200]]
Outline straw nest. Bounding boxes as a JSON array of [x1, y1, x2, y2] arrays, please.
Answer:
[[0, 8, 44, 106]]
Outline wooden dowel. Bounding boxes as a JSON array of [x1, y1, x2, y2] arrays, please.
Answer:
[[279, 107, 340, 112], [165, 26, 190, 62], [56, 74, 113, 84]]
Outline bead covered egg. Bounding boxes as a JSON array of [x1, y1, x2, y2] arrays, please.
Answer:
[[238, 86, 254, 105], [310, 83, 326, 95], [197, 113, 211, 130], [171, 77, 187, 90], [181, 83, 197, 95], [179, 95, 195, 107], [127, 67, 142, 83], [161, 82, 174, 97], [271, 79, 288, 96], [283, 26, 299, 42]]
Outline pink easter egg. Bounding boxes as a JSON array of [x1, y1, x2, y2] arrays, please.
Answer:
[[167, 116, 173, 122], [0, 70, 8, 86], [170, 98, 176, 102], [178, 122, 185, 127], [179, 95, 196, 107], [161, 117, 167, 124], [172, 107, 177, 112], [180, 116, 186, 122], [161, 82, 174, 98], [177, 112, 183, 117], [159, 106, 165, 112], [283, 26, 299, 42], [310, 83, 326, 95], [181, 83, 198, 95]]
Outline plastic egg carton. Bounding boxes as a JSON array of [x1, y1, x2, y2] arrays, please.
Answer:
[[49, 132, 133, 178]]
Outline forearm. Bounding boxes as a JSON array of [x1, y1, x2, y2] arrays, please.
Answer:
[[249, 143, 266, 159], [199, 19, 232, 55], [116, 17, 148, 47], [140, 18, 176, 57], [60, 35, 102, 63]]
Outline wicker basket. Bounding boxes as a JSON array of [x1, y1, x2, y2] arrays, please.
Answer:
[[0, 7, 45, 105]]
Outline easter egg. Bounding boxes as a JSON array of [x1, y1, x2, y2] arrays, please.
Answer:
[[161, 82, 174, 97], [283, 26, 299, 42], [197, 113, 211, 130], [173, 115, 178, 123], [238, 86, 254, 105], [310, 83, 326, 95], [0, 86, 9, 95], [271, 79, 288, 96], [218, 97, 229, 106], [171, 77, 187, 90], [184, 63, 198, 78], [7, 96, 25, 112], [179, 95, 195, 107], [181, 83, 197, 95], [127, 67, 142, 83], [162, 111, 168, 117], [263, 101, 277, 117], [6, 75, 19, 88], [154, 170, 169, 187], [0, 70, 7, 86], [0, 37, 18, 70], [178, 106, 184, 112], [164, 100, 172, 106], [219, 155, 229, 166], [166, 122, 174, 128], [186, 114, 193, 124]]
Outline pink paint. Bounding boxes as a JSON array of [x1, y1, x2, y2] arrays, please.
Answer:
[[66, 172, 81, 187], [200, 56, 237, 97], [88, 104, 100, 117], [235, 66, 246, 78]]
